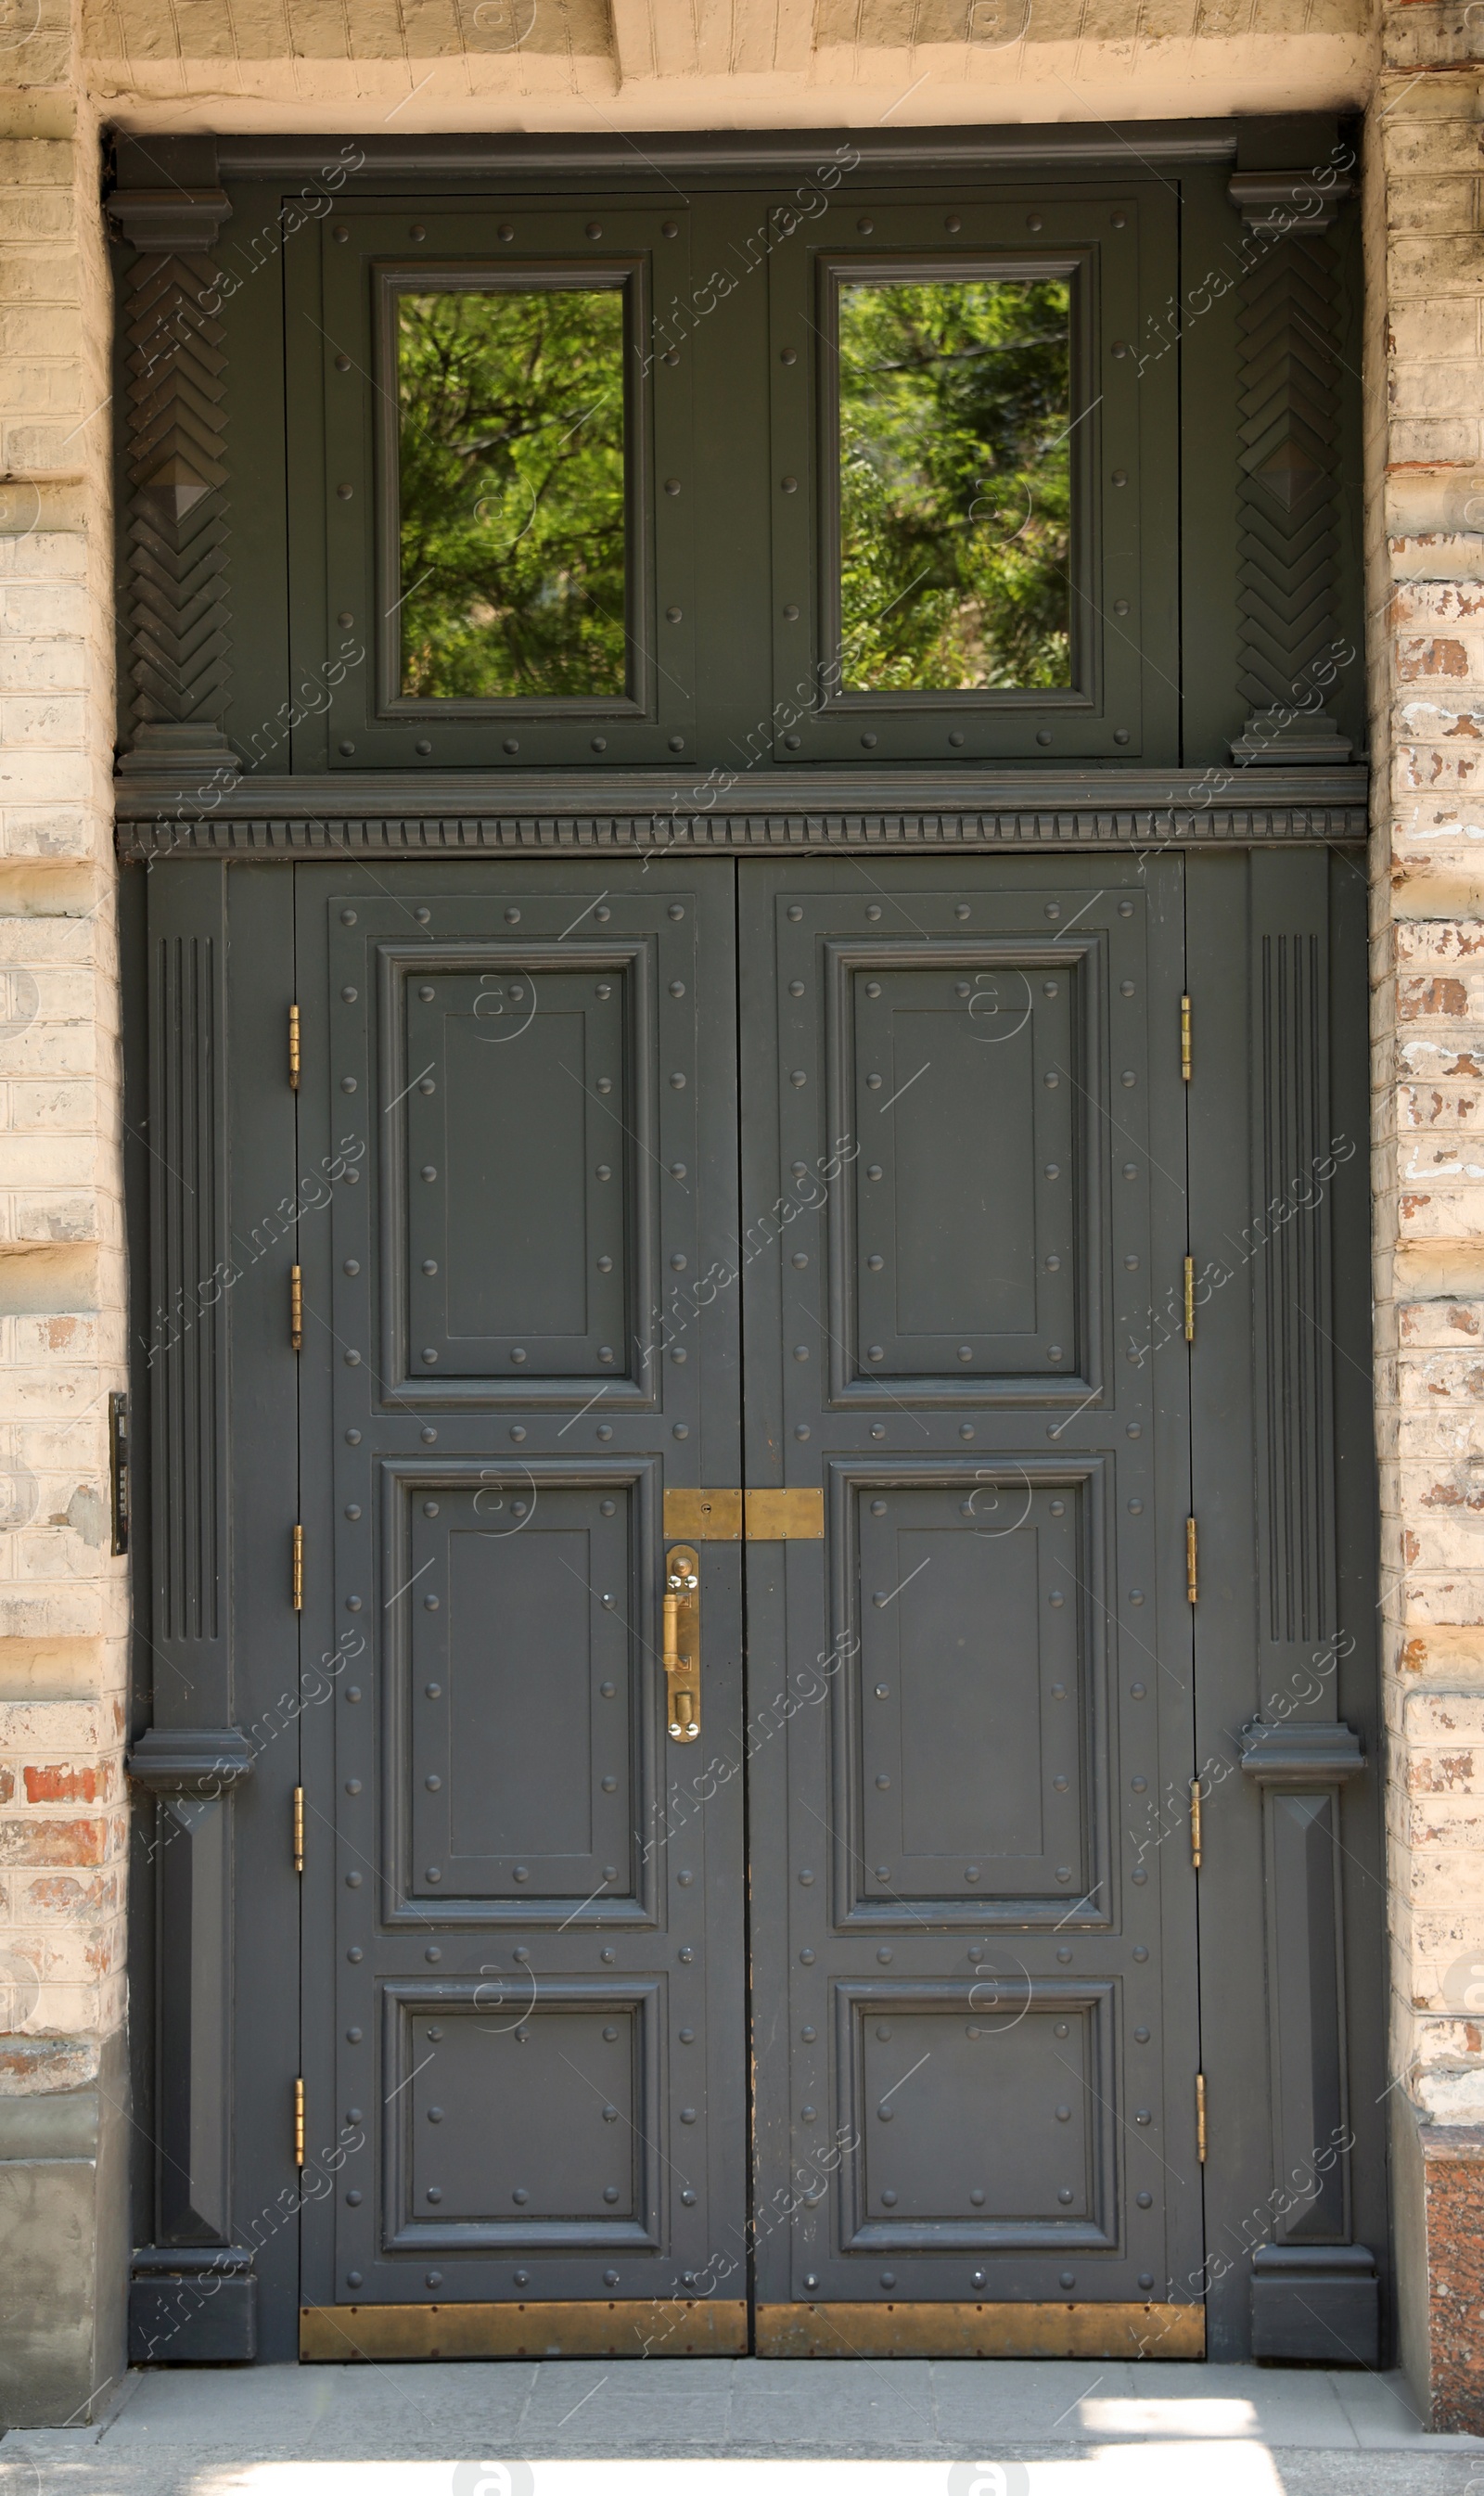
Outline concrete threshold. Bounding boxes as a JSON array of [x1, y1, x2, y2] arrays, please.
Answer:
[[1, 2361, 1481, 2495]]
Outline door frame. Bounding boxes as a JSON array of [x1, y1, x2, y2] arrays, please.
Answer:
[[122, 835, 1382, 2366]]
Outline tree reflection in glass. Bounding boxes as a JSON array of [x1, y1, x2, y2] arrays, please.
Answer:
[[397, 284, 628, 701], [838, 275, 1072, 694]]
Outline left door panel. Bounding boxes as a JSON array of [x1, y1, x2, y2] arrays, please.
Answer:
[[294, 861, 746, 2349]]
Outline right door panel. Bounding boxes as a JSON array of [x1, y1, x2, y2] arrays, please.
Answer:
[[741, 858, 1201, 2350]]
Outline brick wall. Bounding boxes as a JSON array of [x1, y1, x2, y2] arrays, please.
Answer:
[[0, 0, 127, 2427], [0, 0, 1469, 2428], [1371, 21, 1484, 2118], [1371, 2, 1484, 2426]]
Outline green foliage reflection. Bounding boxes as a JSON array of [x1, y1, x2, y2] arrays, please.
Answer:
[[397, 287, 628, 699], [838, 276, 1072, 692]]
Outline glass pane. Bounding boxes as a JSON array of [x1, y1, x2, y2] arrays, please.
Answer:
[[837, 275, 1072, 693], [397, 285, 628, 701]]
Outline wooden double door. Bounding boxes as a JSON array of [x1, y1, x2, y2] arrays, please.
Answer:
[[292, 851, 1205, 2353]]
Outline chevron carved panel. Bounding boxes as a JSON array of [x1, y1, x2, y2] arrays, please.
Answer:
[[1229, 181, 1351, 764], [112, 191, 237, 771]]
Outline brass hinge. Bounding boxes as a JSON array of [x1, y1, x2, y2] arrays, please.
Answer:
[[1183, 1255, 1195, 1344], [1196, 2071, 1207, 2163], [1180, 993, 1192, 1082], [294, 2076, 305, 2168], [292, 1523, 304, 1612], [293, 1785, 305, 1875], [290, 1263, 303, 1353], [1185, 1516, 1198, 1605], [1190, 1777, 1202, 1870], [288, 1003, 301, 1092]]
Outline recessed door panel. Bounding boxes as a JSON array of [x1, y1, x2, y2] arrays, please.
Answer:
[[407, 974, 630, 1366], [837, 1982, 1116, 2251], [848, 951, 1085, 1379], [810, 915, 1109, 1408], [368, 929, 658, 1403], [845, 1468, 1104, 1911], [393, 1468, 647, 1911], [385, 1983, 660, 2252]]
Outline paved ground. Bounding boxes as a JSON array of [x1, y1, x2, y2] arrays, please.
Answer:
[[2, 2361, 1483, 2494]]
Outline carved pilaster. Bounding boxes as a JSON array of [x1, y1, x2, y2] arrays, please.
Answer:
[[110, 190, 237, 772], [1228, 173, 1354, 764]]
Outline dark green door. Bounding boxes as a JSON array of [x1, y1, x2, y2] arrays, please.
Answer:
[[295, 859, 748, 2347], [740, 859, 1200, 2353], [295, 853, 1199, 2352]]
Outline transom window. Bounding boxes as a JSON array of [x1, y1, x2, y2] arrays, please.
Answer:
[[394, 277, 631, 705], [834, 272, 1073, 695], [303, 192, 1169, 769]]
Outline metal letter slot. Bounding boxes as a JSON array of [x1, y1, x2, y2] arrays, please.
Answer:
[[663, 1543, 700, 1743]]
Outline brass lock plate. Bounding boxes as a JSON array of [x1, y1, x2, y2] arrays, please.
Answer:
[[661, 1488, 825, 1541], [663, 1543, 700, 1743], [663, 1489, 742, 1542]]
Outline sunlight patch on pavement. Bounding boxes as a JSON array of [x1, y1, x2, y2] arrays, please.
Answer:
[[199, 2443, 1286, 2496], [1077, 2400, 1262, 2438]]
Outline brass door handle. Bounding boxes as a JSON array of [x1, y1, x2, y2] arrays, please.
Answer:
[[664, 1543, 700, 1743]]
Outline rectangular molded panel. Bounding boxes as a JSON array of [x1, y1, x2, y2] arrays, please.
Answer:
[[406, 966, 632, 1374], [819, 924, 1109, 1410], [851, 955, 1081, 1375], [394, 947, 646, 1388], [383, 1981, 660, 2251], [394, 1472, 641, 1906], [835, 1980, 1116, 2252], [850, 1474, 1095, 1906]]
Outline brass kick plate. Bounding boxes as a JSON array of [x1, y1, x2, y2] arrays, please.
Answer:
[[301, 2299, 748, 2362], [662, 1488, 825, 1540], [663, 1489, 743, 1541], [755, 2300, 1206, 2361]]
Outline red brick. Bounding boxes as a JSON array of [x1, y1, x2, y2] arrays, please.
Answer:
[[1399, 637, 1472, 680], [0, 1814, 106, 1865], [0, 2038, 95, 2089], [1399, 976, 1471, 1019], [22, 1762, 101, 1804], [19, 1870, 116, 1917]]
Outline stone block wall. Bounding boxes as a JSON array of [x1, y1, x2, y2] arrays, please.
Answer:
[[0, 0, 128, 2434]]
